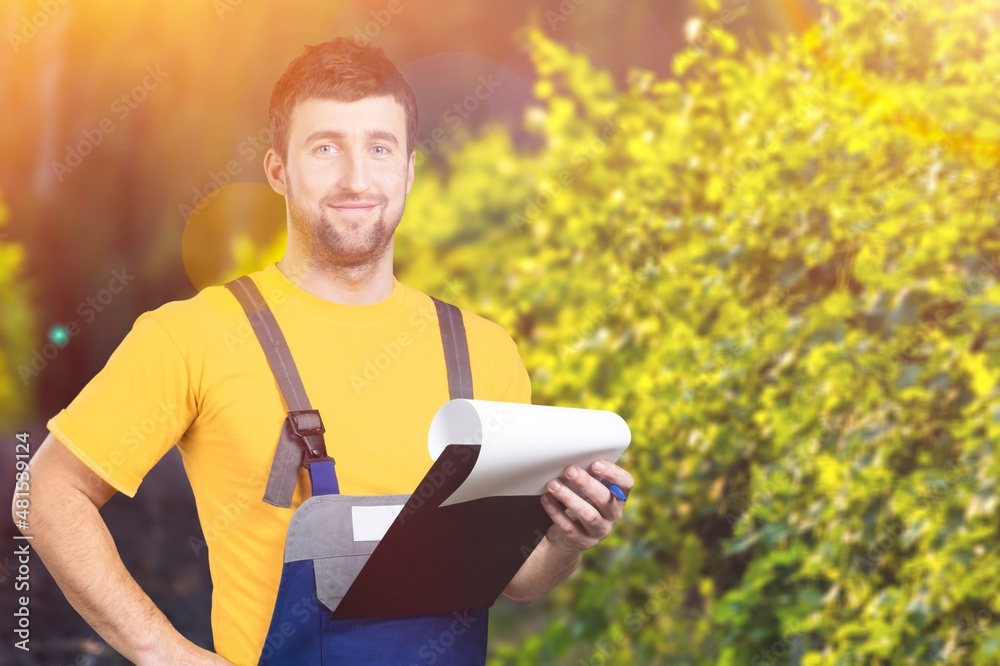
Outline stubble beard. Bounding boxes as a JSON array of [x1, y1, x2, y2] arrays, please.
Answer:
[[287, 186, 405, 276]]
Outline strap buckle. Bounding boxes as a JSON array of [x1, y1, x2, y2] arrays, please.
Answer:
[[288, 409, 325, 437], [287, 409, 334, 467], [302, 456, 334, 470]]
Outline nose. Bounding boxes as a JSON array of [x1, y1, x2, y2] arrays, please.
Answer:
[[337, 147, 372, 194]]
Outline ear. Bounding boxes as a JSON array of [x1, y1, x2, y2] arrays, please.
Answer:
[[405, 150, 416, 195], [264, 148, 287, 197]]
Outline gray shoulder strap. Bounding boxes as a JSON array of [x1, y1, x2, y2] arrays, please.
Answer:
[[430, 295, 475, 400], [225, 276, 313, 412], [225, 275, 475, 506], [225, 276, 329, 507]]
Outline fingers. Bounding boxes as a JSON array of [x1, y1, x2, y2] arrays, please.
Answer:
[[569, 464, 621, 519], [546, 473, 613, 537], [540, 492, 581, 535], [540, 492, 597, 553], [538, 462, 633, 553], [564, 462, 631, 518], [589, 460, 635, 497]]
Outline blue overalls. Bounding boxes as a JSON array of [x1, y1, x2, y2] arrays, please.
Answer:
[[225, 275, 489, 665]]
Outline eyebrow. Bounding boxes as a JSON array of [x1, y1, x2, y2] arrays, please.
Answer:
[[303, 129, 400, 148]]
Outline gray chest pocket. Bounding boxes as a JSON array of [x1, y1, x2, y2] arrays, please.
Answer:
[[284, 493, 410, 613]]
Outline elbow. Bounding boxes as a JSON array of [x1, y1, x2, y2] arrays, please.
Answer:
[[11, 475, 38, 535], [11, 463, 37, 535], [503, 588, 542, 605], [505, 595, 536, 606], [10, 493, 26, 534]]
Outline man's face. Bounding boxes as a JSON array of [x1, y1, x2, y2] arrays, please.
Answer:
[[268, 95, 415, 272]]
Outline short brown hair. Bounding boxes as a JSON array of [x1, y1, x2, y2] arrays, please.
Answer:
[[268, 37, 419, 163]]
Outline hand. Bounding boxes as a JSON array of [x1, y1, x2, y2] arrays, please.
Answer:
[[539, 459, 633, 553]]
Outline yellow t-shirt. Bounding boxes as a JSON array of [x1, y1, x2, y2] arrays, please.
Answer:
[[46, 262, 531, 665]]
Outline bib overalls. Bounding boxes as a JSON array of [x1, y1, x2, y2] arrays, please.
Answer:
[[225, 275, 489, 665]]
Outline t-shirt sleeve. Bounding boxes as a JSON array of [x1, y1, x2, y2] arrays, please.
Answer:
[[46, 311, 198, 497], [498, 335, 532, 405]]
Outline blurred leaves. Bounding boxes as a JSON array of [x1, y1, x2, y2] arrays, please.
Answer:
[[387, 0, 999, 663], [0, 194, 36, 430]]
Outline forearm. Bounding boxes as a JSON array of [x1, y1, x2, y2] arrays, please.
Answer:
[[502, 535, 582, 604], [17, 486, 208, 665]]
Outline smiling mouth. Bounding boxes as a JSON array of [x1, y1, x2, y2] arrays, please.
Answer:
[[330, 203, 378, 209]]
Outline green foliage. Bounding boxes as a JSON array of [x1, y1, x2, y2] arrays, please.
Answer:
[[0, 193, 37, 431], [395, 1, 1000, 663]]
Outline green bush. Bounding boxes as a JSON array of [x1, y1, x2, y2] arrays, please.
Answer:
[[0, 192, 36, 431], [395, 1, 1000, 663]]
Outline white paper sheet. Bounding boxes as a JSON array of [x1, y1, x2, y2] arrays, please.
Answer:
[[427, 399, 631, 507]]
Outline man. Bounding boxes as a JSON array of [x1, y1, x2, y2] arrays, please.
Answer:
[[13, 37, 634, 664]]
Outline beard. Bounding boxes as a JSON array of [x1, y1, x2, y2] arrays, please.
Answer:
[[286, 185, 405, 273]]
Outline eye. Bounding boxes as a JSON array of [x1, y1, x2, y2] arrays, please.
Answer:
[[372, 145, 390, 156], [315, 144, 335, 155]]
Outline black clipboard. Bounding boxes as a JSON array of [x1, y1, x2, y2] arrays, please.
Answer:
[[330, 444, 553, 620]]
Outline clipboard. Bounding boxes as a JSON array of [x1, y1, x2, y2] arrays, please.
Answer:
[[330, 443, 553, 619], [330, 399, 631, 620]]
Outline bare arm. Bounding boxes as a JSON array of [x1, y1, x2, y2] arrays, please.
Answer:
[[502, 534, 582, 604], [503, 459, 633, 604], [11, 433, 229, 665]]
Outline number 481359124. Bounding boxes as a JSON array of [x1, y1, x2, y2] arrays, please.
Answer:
[[14, 433, 30, 531]]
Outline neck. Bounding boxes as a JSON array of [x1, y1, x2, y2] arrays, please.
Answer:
[[276, 239, 395, 306]]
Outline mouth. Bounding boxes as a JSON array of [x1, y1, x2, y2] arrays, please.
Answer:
[[329, 202, 379, 211], [327, 203, 379, 221]]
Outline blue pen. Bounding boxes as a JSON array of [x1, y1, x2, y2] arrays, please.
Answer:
[[596, 476, 627, 502]]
